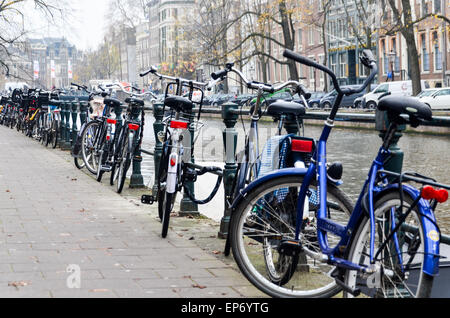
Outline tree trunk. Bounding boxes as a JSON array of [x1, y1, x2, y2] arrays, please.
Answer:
[[401, 0, 422, 96], [278, 0, 299, 80]]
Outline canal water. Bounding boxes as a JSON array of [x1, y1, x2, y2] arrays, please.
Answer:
[[139, 114, 450, 232]]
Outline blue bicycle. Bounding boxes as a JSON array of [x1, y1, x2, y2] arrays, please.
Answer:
[[229, 49, 450, 298]]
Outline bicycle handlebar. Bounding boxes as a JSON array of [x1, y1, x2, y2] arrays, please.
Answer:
[[212, 62, 307, 95], [106, 83, 157, 99], [283, 49, 378, 96], [140, 66, 221, 91]]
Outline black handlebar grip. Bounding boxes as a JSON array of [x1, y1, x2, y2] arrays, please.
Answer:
[[211, 69, 228, 80], [283, 50, 320, 69]]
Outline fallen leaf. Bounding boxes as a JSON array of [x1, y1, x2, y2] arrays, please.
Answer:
[[5, 190, 10, 193], [89, 289, 109, 293], [192, 284, 207, 290], [8, 281, 30, 288], [212, 251, 222, 255]]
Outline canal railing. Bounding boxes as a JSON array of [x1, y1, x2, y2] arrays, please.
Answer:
[[49, 97, 450, 240]]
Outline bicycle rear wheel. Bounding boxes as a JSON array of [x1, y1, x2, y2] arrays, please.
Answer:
[[230, 175, 353, 298], [344, 192, 434, 298]]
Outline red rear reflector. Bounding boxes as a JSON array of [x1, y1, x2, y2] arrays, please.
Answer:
[[128, 124, 140, 131], [106, 136, 111, 141], [436, 189, 449, 203], [107, 119, 117, 124], [422, 186, 449, 203], [292, 139, 313, 153], [170, 121, 189, 129], [170, 157, 177, 167]]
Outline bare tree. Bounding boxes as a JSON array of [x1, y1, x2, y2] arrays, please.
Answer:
[[385, 0, 450, 95], [0, 0, 67, 77]]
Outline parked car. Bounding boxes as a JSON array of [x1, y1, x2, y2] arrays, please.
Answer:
[[230, 94, 255, 106], [293, 91, 326, 108], [320, 85, 378, 109], [413, 88, 439, 100], [359, 80, 430, 109], [211, 94, 235, 107], [419, 88, 450, 110]]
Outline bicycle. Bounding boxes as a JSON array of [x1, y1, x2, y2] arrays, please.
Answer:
[[139, 67, 223, 238], [75, 84, 116, 176], [107, 83, 155, 193], [208, 64, 346, 264], [228, 49, 450, 298]]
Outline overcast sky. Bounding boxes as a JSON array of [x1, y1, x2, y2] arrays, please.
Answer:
[[26, 0, 110, 51]]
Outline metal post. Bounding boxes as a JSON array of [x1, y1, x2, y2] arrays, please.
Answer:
[[64, 101, 72, 149], [79, 101, 88, 127], [284, 114, 300, 135], [71, 101, 78, 146], [152, 102, 165, 196], [375, 109, 406, 175], [179, 110, 199, 216], [219, 102, 239, 239], [59, 101, 68, 149], [129, 105, 145, 189]]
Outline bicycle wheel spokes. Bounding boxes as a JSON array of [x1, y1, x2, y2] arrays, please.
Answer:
[[232, 177, 352, 298], [346, 194, 431, 298]]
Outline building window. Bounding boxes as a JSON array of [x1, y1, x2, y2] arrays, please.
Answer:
[[433, 32, 442, 70], [298, 29, 303, 51], [309, 28, 314, 46], [339, 53, 346, 78], [330, 54, 337, 75], [421, 33, 429, 72]]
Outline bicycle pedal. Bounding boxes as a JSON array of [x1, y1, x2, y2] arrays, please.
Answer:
[[330, 268, 361, 297], [141, 195, 155, 205], [101, 165, 112, 172], [278, 240, 303, 257]]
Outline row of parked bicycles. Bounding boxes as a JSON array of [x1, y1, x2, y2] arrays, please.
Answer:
[[1, 49, 449, 299]]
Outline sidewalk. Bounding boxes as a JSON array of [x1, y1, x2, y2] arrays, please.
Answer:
[[0, 126, 265, 298]]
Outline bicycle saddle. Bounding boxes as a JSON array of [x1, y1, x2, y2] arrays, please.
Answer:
[[164, 96, 194, 113], [378, 96, 432, 124], [267, 100, 306, 117], [103, 98, 122, 108], [125, 97, 144, 107]]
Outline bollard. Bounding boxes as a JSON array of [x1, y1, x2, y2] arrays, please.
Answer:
[[152, 102, 165, 196], [62, 101, 72, 150], [71, 101, 79, 146], [284, 114, 300, 135], [179, 110, 199, 216], [59, 101, 68, 149], [375, 109, 406, 175], [219, 102, 239, 239], [79, 101, 88, 127], [129, 104, 145, 189]]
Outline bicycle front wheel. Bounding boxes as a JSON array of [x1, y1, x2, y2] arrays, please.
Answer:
[[344, 191, 434, 298], [116, 135, 131, 194], [81, 121, 101, 175], [230, 175, 353, 298]]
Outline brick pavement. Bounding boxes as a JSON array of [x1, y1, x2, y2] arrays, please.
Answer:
[[0, 126, 265, 298]]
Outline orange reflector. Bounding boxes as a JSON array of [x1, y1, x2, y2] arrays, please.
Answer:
[[170, 121, 189, 129], [128, 124, 140, 131], [291, 139, 313, 153]]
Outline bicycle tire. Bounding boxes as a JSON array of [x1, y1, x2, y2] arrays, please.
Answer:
[[74, 157, 85, 170], [157, 142, 176, 220], [51, 120, 59, 149], [161, 191, 176, 238], [81, 121, 101, 175], [230, 175, 353, 298], [344, 191, 434, 298], [116, 135, 131, 194], [96, 142, 107, 183]]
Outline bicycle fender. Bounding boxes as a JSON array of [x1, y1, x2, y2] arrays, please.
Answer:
[[128, 131, 135, 153], [230, 168, 308, 211], [374, 184, 440, 276]]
